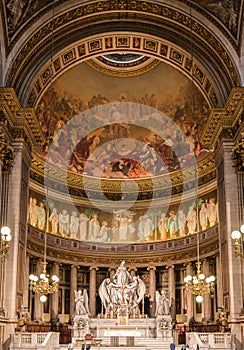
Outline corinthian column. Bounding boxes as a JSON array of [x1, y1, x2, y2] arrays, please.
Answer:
[[202, 260, 211, 321], [89, 266, 98, 317], [33, 259, 44, 322], [51, 263, 59, 323], [168, 265, 176, 320], [216, 254, 224, 309], [70, 265, 77, 320], [147, 265, 156, 317], [186, 263, 194, 323]]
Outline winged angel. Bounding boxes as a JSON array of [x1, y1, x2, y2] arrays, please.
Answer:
[[155, 289, 171, 316], [98, 274, 146, 316], [74, 289, 91, 316]]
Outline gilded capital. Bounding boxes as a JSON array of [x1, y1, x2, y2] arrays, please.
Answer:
[[147, 265, 156, 271], [89, 266, 98, 271]]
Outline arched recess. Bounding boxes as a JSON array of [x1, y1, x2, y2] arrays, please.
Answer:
[[4, 0, 241, 107]]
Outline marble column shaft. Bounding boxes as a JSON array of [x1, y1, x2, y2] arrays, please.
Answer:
[[70, 265, 77, 320], [202, 260, 211, 321], [168, 266, 176, 320], [89, 266, 98, 317], [216, 255, 224, 309], [51, 263, 59, 321], [33, 259, 44, 321], [147, 266, 156, 317], [4, 142, 31, 320], [186, 263, 194, 322], [215, 142, 243, 319]]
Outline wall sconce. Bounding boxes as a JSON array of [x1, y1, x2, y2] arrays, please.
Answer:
[[231, 225, 244, 257]]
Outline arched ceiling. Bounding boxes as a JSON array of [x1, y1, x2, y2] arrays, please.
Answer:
[[0, 0, 243, 106]]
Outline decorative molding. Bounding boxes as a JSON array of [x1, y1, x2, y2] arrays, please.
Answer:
[[3, 0, 243, 55], [0, 88, 45, 150], [23, 33, 221, 109], [201, 87, 244, 149], [29, 151, 216, 203], [86, 56, 160, 78], [27, 224, 219, 266], [4, 1, 240, 104]]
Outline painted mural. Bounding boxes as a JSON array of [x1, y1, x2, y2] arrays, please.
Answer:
[[35, 61, 212, 179], [28, 190, 218, 244]]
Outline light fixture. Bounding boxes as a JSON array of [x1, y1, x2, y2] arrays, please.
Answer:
[[0, 226, 12, 259], [184, 261, 215, 302], [29, 261, 59, 302], [29, 0, 59, 302], [231, 225, 244, 257]]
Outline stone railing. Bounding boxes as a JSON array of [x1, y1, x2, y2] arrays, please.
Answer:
[[9, 332, 60, 350], [186, 332, 236, 349]]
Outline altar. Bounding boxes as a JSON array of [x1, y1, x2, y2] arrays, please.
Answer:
[[104, 329, 141, 346], [70, 261, 175, 349]]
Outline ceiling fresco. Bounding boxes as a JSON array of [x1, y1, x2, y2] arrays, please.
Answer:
[[35, 60, 212, 180]]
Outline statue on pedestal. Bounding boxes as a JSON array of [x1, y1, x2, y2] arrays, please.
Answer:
[[74, 289, 90, 316], [98, 261, 146, 319], [155, 289, 171, 316]]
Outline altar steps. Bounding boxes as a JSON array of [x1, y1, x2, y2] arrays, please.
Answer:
[[60, 341, 182, 350]]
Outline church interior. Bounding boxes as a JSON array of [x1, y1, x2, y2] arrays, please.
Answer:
[[0, 0, 244, 349]]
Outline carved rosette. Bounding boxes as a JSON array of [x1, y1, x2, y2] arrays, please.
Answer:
[[232, 133, 244, 172]]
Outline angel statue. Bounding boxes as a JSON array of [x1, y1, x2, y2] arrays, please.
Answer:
[[155, 289, 171, 316], [74, 289, 90, 316]]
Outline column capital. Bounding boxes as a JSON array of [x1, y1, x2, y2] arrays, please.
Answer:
[[183, 262, 192, 267], [89, 266, 98, 271], [128, 267, 137, 272], [71, 264, 78, 269], [108, 267, 116, 272], [147, 265, 156, 271], [165, 265, 175, 269]]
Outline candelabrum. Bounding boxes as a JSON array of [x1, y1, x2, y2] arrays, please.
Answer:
[[184, 261, 215, 303], [29, 262, 59, 302], [231, 225, 244, 258], [0, 226, 12, 260]]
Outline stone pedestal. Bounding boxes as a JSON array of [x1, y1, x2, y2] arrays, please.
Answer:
[[72, 315, 90, 340], [155, 315, 173, 340]]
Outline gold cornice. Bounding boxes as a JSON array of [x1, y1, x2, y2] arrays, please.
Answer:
[[0, 88, 45, 148], [30, 151, 216, 203], [201, 87, 244, 149], [6, 1, 240, 105]]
